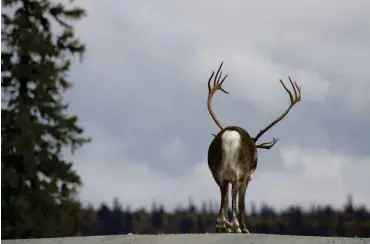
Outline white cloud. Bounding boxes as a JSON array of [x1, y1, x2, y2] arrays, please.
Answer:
[[69, 0, 370, 112], [73, 133, 370, 212], [74, 149, 217, 211], [179, 0, 370, 110], [251, 146, 370, 211], [59, 0, 370, 211], [192, 48, 331, 111]]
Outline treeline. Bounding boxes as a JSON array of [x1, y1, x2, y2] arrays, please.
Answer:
[[77, 195, 370, 237]]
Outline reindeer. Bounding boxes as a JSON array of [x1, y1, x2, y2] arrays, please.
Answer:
[[207, 61, 301, 233]]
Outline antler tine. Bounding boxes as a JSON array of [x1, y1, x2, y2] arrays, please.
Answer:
[[256, 137, 279, 150], [208, 71, 214, 92], [288, 77, 298, 101], [213, 61, 224, 85], [214, 61, 223, 85], [279, 79, 293, 103], [294, 80, 302, 102], [253, 77, 302, 143], [207, 61, 229, 130]]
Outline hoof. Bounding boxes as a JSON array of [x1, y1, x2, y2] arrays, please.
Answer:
[[241, 227, 250, 233], [216, 221, 231, 233], [224, 220, 232, 228], [234, 227, 242, 233], [231, 223, 242, 233], [216, 225, 231, 233], [216, 216, 232, 233], [215, 226, 222, 233], [230, 219, 242, 233]]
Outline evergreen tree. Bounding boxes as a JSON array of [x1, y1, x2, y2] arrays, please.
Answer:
[[1, 0, 90, 239]]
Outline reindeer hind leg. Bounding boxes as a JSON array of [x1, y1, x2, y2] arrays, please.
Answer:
[[215, 181, 231, 233], [230, 182, 242, 233], [238, 179, 250, 233]]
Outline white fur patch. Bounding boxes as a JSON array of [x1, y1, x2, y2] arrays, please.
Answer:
[[220, 130, 242, 182]]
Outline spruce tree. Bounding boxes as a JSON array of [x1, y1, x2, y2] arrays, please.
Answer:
[[2, 0, 90, 239]]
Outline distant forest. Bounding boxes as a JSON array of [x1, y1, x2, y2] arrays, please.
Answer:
[[75, 194, 370, 238]]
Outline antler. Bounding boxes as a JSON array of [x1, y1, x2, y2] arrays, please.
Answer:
[[207, 61, 229, 130], [256, 137, 279, 149], [253, 77, 302, 146]]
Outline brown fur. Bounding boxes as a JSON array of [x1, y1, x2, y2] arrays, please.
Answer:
[[206, 61, 301, 233], [208, 126, 257, 233], [208, 126, 257, 184]]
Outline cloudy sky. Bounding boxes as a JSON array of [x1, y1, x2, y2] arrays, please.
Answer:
[[64, 0, 370, 212]]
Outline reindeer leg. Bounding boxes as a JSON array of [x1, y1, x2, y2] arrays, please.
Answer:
[[216, 181, 231, 233], [238, 179, 250, 233], [231, 182, 242, 233], [223, 183, 232, 230]]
